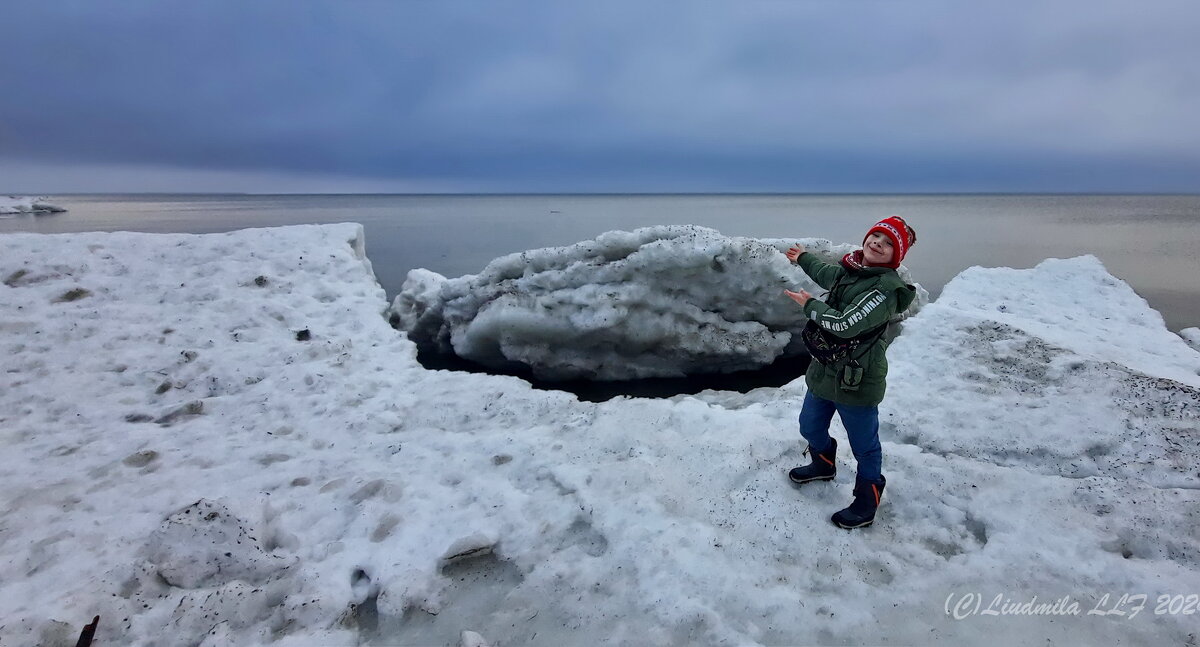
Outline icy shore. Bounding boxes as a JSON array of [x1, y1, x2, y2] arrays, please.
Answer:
[[0, 195, 67, 215], [1, 224, 1197, 646]]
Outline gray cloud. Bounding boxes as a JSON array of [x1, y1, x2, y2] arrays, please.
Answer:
[[3, 1, 1199, 192]]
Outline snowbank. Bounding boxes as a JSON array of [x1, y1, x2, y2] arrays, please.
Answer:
[[886, 255, 1200, 486], [391, 225, 926, 380], [0, 195, 67, 215], [1, 225, 1197, 646]]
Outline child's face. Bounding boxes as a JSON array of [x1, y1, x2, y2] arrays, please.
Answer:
[[863, 231, 895, 266]]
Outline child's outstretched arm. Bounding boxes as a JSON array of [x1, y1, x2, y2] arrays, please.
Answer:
[[786, 244, 844, 290], [803, 286, 896, 339]]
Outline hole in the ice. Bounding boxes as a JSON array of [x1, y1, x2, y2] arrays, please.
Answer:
[[352, 567, 372, 591], [414, 345, 810, 402], [1100, 536, 1138, 560]]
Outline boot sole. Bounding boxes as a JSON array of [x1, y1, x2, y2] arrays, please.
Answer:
[[833, 517, 874, 529], [788, 474, 835, 485]]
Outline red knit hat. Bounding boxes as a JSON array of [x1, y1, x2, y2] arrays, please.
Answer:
[[863, 216, 916, 269]]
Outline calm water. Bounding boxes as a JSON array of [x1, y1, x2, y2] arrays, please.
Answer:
[[3, 193, 1199, 331]]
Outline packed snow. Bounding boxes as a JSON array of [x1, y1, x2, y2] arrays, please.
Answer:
[[1, 224, 1197, 647], [392, 225, 926, 380], [1183, 327, 1200, 352], [0, 195, 67, 215]]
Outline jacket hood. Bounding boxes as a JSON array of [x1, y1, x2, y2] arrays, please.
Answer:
[[894, 281, 917, 313]]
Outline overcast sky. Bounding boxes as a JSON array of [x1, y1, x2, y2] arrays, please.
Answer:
[[3, 1, 1199, 193]]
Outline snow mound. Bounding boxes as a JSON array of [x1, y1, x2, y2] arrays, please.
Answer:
[[146, 499, 295, 589], [931, 256, 1200, 387], [0, 195, 67, 215], [391, 225, 925, 380], [887, 255, 1200, 487]]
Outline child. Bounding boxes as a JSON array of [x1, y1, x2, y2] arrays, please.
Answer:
[[783, 216, 917, 529]]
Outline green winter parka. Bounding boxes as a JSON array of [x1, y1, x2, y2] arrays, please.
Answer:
[[796, 252, 917, 407]]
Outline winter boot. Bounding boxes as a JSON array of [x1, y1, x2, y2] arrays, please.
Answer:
[[831, 475, 886, 529], [788, 438, 837, 484]]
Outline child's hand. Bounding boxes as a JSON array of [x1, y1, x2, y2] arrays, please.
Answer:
[[784, 289, 812, 306], [785, 244, 805, 263]]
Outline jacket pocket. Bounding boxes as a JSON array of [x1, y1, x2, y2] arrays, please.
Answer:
[[862, 342, 888, 382]]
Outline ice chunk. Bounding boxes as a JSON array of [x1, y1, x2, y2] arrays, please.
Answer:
[[391, 225, 924, 380], [0, 196, 67, 214]]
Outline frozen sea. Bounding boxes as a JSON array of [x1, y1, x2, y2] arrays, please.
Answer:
[[2, 193, 1198, 332]]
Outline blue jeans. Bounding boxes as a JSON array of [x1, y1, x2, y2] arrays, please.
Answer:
[[798, 391, 883, 484]]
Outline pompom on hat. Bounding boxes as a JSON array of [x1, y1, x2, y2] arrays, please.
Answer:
[[863, 215, 916, 269]]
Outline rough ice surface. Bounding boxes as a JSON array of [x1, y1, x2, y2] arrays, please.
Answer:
[[391, 225, 926, 380], [1183, 327, 1200, 352], [146, 499, 295, 589], [1, 224, 1198, 647], [0, 195, 67, 215]]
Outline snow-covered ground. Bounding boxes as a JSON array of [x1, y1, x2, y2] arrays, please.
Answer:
[[0, 196, 67, 215], [1, 224, 1197, 647]]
